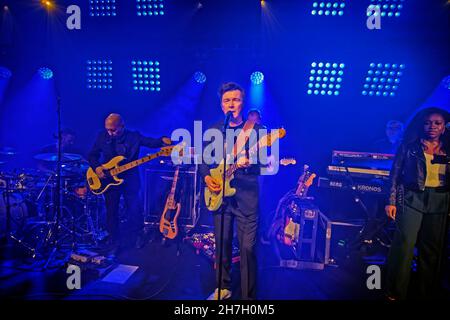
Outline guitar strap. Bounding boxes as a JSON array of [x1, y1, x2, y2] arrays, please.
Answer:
[[231, 120, 256, 160]]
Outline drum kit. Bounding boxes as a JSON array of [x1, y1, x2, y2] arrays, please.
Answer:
[[0, 147, 105, 263]]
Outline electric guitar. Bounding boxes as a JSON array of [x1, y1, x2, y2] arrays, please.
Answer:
[[204, 128, 286, 212], [283, 164, 316, 246], [86, 145, 176, 195], [159, 166, 181, 239]]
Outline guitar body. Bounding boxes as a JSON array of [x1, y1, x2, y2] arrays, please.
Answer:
[[204, 128, 286, 212], [159, 202, 181, 239], [283, 217, 299, 246], [204, 162, 237, 212], [86, 156, 125, 195]]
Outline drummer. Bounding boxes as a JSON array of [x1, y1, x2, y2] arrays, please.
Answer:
[[34, 128, 84, 173], [39, 128, 79, 154]]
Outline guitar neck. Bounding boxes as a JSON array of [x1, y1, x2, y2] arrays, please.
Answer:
[[111, 152, 160, 175], [168, 167, 179, 202], [296, 183, 308, 197], [225, 132, 281, 177]]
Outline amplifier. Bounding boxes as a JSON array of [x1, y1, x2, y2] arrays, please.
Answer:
[[144, 165, 200, 228]]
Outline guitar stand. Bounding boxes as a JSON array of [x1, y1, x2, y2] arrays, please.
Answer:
[[160, 231, 183, 257]]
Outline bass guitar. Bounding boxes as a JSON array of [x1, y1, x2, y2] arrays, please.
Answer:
[[86, 145, 176, 195]]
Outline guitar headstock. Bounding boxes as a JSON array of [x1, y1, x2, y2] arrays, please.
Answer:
[[172, 142, 186, 157], [304, 173, 316, 187], [264, 128, 286, 147], [280, 158, 296, 166]]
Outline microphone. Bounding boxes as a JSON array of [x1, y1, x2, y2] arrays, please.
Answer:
[[224, 111, 233, 129], [446, 122, 450, 130]]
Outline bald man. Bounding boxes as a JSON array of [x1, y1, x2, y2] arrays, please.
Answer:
[[88, 113, 171, 257]]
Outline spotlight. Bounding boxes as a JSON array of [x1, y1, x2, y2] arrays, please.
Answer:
[[131, 60, 161, 92], [136, 0, 165, 16], [4, 5, 9, 11], [0, 67, 12, 79], [311, 1, 346, 16], [40, 0, 55, 10], [90, 0, 117, 17], [361, 62, 405, 97], [193, 71, 206, 84], [369, 0, 404, 18], [38, 67, 53, 80], [307, 61, 344, 96], [86, 60, 113, 89], [250, 71, 264, 85]]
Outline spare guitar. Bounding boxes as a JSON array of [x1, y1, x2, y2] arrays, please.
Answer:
[[159, 166, 181, 239], [86, 145, 176, 195], [204, 128, 286, 212], [283, 164, 316, 246]]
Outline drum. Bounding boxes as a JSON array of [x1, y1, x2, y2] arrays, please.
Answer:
[[13, 168, 48, 191], [0, 192, 29, 238]]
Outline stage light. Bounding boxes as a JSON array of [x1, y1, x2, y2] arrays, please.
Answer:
[[250, 71, 264, 85], [368, 0, 404, 18], [311, 1, 345, 16], [193, 71, 206, 84], [307, 61, 345, 96], [86, 60, 113, 89], [38, 67, 53, 80], [0, 67, 12, 79], [89, 0, 117, 17], [4, 5, 9, 11], [136, 0, 165, 16], [131, 60, 161, 92], [361, 62, 405, 97], [40, 0, 55, 10]]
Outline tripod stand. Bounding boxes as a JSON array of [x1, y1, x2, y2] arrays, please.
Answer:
[[339, 160, 392, 253], [42, 96, 73, 269]]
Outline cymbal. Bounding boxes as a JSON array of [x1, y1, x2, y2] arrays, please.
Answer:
[[34, 153, 83, 162], [0, 147, 17, 156]]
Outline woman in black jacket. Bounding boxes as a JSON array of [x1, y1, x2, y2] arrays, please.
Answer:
[[385, 107, 450, 300]]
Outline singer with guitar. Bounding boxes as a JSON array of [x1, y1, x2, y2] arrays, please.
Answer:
[[87, 113, 172, 257], [199, 82, 270, 300]]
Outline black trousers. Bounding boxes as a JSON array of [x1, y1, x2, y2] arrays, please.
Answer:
[[214, 196, 259, 300], [103, 179, 142, 245], [386, 187, 449, 299]]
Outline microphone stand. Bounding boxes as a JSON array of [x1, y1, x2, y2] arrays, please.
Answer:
[[44, 95, 63, 269], [217, 112, 232, 300]]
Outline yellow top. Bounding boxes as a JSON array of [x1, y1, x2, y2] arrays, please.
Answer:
[[424, 153, 446, 187]]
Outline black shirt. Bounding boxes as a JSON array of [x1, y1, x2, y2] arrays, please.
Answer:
[[88, 129, 166, 186]]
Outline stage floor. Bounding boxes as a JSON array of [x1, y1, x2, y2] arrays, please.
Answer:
[[1, 233, 449, 301]]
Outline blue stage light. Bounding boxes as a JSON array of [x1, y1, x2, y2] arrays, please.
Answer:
[[89, 0, 117, 17], [86, 60, 112, 89], [0, 67, 12, 79], [311, 1, 345, 16], [250, 71, 264, 85], [38, 67, 53, 80], [131, 60, 161, 92], [136, 0, 165, 16], [361, 62, 405, 97], [193, 71, 206, 84], [369, 0, 404, 18], [307, 61, 345, 96]]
